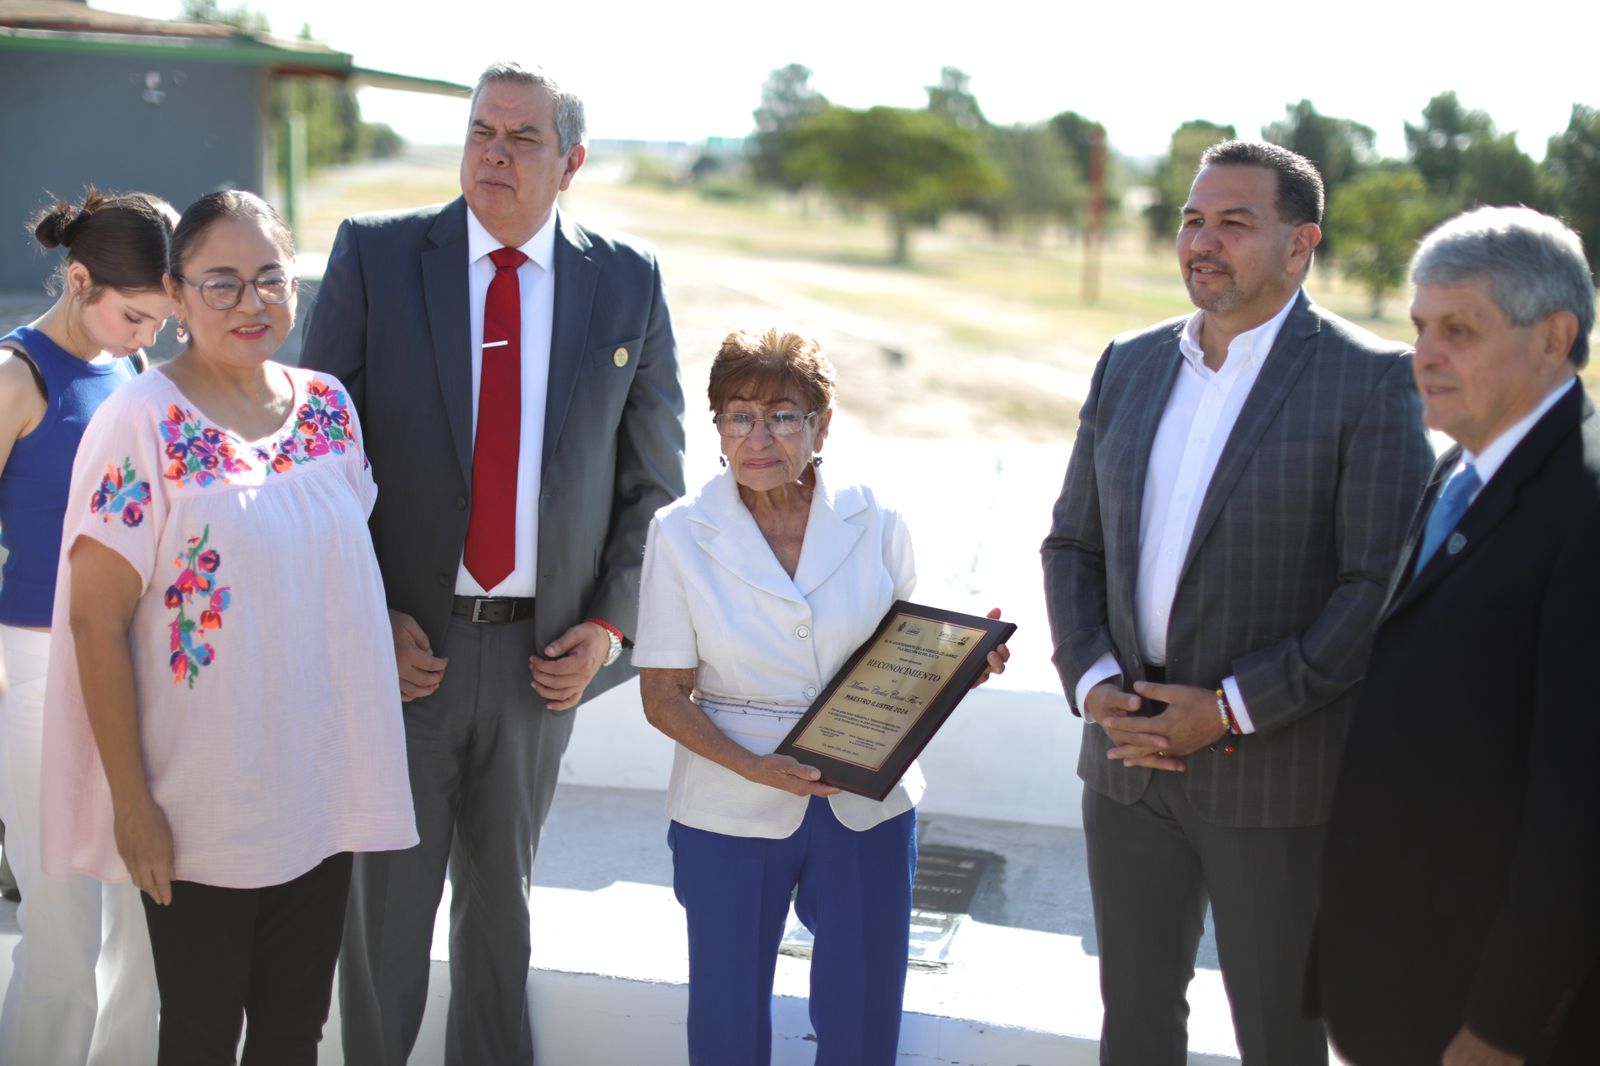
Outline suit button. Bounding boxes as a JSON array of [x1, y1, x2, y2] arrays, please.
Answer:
[[795, 625, 810, 639], [456, 496, 467, 511], [613, 346, 629, 367], [804, 685, 818, 699], [436, 574, 450, 588]]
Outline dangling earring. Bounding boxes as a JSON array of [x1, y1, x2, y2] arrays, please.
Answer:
[[718, 455, 727, 468], [812, 456, 823, 468], [175, 320, 188, 343]]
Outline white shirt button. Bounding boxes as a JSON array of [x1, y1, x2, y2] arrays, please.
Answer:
[[804, 686, 818, 699], [795, 625, 810, 639]]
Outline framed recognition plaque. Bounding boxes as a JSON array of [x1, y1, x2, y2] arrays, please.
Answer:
[[774, 601, 1016, 800]]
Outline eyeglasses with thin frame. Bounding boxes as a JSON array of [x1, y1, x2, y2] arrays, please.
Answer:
[[176, 271, 297, 311], [712, 409, 820, 439]]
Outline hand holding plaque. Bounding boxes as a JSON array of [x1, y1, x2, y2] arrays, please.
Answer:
[[774, 601, 1016, 800]]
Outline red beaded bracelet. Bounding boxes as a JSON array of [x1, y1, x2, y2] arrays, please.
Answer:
[[586, 617, 624, 642]]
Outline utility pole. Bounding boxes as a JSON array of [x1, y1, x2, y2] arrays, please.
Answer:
[[1082, 123, 1106, 304]]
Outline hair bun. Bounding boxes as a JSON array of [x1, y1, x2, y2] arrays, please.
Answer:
[[32, 202, 81, 249]]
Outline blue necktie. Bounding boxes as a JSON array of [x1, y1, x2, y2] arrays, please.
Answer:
[[1413, 463, 1481, 575]]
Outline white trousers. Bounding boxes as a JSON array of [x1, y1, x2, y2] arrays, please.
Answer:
[[0, 626, 158, 1066]]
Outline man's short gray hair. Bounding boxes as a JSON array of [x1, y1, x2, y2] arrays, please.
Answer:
[[1412, 206, 1596, 368], [472, 62, 587, 154]]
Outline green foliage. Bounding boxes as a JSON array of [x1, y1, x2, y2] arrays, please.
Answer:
[[1404, 91, 1495, 199], [181, 5, 404, 178], [750, 64, 829, 191], [272, 77, 395, 174], [982, 124, 1084, 237], [1545, 105, 1600, 272], [925, 67, 986, 130], [180, 0, 269, 32], [1458, 132, 1554, 210], [923, 71, 1083, 239], [1144, 120, 1236, 244], [1400, 92, 1551, 220], [1262, 100, 1376, 190], [1261, 100, 1375, 257], [1048, 111, 1122, 221], [786, 105, 1005, 263], [1328, 165, 1438, 316]]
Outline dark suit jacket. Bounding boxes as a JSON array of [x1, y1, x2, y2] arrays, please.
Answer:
[[1042, 293, 1433, 828], [1315, 383, 1600, 1064], [300, 198, 686, 700]]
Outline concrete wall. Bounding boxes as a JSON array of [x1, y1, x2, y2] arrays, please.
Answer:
[[0, 50, 268, 290], [563, 680, 1086, 829]]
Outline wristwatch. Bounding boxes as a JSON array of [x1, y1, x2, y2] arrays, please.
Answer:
[[588, 617, 623, 667]]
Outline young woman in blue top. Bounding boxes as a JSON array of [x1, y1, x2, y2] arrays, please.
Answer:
[[0, 188, 175, 1066]]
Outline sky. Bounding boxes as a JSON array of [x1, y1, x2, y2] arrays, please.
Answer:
[[97, 0, 1597, 162]]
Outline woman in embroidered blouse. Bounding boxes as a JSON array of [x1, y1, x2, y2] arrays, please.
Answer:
[[0, 188, 175, 1066], [40, 190, 417, 1064], [634, 329, 1007, 1066]]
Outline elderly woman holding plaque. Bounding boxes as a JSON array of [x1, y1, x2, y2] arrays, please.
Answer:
[[635, 328, 1006, 1066]]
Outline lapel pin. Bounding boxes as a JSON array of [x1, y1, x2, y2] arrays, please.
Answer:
[[613, 346, 629, 368], [1447, 532, 1467, 555]]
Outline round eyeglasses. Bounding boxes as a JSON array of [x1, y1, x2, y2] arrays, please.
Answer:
[[712, 409, 820, 439], [177, 272, 297, 311]]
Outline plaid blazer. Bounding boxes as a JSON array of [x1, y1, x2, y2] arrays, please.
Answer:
[[1041, 293, 1432, 828]]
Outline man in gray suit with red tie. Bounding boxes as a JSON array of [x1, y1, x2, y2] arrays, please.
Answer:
[[1041, 141, 1432, 1063], [301, 62, 685, 1064]]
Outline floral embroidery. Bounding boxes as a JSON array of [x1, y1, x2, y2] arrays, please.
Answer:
[[258, 380, 360, 474], [89, 457, 151, 527], [160, 404, 250, 488], [164, 525, 232, 688]]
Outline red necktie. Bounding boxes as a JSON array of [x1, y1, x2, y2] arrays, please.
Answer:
[[464, 247, 527, 591]]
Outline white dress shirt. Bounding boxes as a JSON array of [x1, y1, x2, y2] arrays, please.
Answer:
[[453, 207, 558, 597], [1438, 376, 1577, 503], [631, 467, 925, 838], [1076, 291, 1301, 733]]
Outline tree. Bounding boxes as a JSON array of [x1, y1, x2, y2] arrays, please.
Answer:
[[1404, 91, 1495, 198], [1262, 100, 1376, 187], [1048, 111, 1121, 221], [984, 123, 1083, 239], [1261, 100, 1375, 256], [180, 0, 269, 31], [786, 106, 1005, 263], [1546, 104, 1600, 271], [181, 3, 399, 175], [1458, 132, 1553, 211], [1144, 120, 1235, 244], [1328, 165, 1437, 317], [925, 67, 986, 130], [749, 64, 829, 191]]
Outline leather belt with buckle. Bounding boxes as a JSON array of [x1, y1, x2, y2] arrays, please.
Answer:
[[452, 595, 536, 624]]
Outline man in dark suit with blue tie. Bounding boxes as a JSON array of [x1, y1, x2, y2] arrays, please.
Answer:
[[1313, 209, 1600, 1065], [1041, 141, 1434, 1063], [301, 62, 685, 1064]]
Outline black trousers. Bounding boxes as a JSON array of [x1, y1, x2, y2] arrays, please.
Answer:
[[141, 851, 352, 1066]]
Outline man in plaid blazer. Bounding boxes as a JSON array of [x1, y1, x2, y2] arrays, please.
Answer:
[[1041, 141, 1432, 1064]]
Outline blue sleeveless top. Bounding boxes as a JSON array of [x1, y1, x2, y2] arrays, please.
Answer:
[[0, 326, 138, 626]]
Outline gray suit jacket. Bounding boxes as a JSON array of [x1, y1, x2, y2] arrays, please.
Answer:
[[300, 198, 686, 702], [1041, 293, 1431, 828]]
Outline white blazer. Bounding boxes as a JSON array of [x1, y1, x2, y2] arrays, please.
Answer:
[[632, 466, 925, 837]]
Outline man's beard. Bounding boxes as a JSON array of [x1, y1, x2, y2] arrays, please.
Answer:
[[1185, 268, 1242, 313]]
